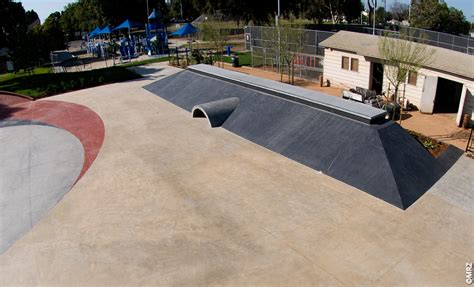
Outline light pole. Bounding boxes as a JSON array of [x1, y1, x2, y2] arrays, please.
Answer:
[[146, 0, 150, 35], [275, 0, 280, 26], [373, 2, 377, 35]]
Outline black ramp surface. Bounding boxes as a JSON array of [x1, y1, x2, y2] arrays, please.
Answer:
[[144, 68, 459, 209]]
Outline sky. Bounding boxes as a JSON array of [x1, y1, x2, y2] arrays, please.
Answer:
[[18, 0, 474, 24]]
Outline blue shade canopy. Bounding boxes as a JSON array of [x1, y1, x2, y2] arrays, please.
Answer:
[[112, 19, 142, 31], [98, 25, 111, 35], [171, 23, 197, 36], [146, 23, 165, 31], [89, 26, 101, 37], [148, 8, 158, 20]]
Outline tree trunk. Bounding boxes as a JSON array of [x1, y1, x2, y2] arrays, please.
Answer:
[[287, 62, 291, 84], [291, 60, 295, 85], [392, 85, 399, 121]]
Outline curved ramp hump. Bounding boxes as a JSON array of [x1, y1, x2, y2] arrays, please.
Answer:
[[192, 97, 239, 127]]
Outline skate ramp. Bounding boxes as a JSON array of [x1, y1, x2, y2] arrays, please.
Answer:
[[144, 65, 460, 209]]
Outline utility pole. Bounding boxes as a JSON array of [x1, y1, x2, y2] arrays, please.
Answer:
[[180, 0, 183, 20]]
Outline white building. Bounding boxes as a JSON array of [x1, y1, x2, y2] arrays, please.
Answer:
[[320, 31, 474, 126]]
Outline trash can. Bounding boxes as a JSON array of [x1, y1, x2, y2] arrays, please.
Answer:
[[384, 102, 401, 120], [231, 55, 239, 67]]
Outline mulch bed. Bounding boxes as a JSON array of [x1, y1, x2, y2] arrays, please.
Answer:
[[406, 129, 449, 157]]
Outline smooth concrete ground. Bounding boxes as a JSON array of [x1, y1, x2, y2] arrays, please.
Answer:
[[0, 125, 84, 255], [0, 63, 472, 286]]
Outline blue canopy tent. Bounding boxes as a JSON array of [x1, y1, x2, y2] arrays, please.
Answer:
[[147, 9, 168, 54], [112, 19, 142, 31], [112, 19, 142, 38], [89, 26, 101, 38], [171, 23, 197, 37], [98, 25, 111, 35], [148, 8, 158, 20], [146, 23, 166, 32]]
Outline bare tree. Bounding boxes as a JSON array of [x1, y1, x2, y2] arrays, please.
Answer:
[[367, 0, 377, 29], [201, 21, 229, 68], [378, 31, 434, 122], [268, 21, 303, 84]]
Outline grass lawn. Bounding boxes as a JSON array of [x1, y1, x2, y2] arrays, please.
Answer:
[[178, 41, 244, 50], [222, 51, 251, 66], [0, 67, 52, 82], [0, 66, 141, 99], [120, 56, 169, 68]]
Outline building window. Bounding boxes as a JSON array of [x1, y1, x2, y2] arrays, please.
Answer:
[[351, 58, 359, 72], [341, 56, 349, 70], [407, 71, 417, 85]]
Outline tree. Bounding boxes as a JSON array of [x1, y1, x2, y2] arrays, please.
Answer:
[[25, 10, 40, 26], [301, 0, 362, 24], [342, 0, 364, 23], [378, 32, 434, 121], [266, 21, 303, 84], [375, 7, 390, 24], [389, 1, 409, 21], [410, 0, 470, 35], [61, 0, 105, 37], [42, 12, 67, 53], [303, 0, 327, 24], [169, 0, 199, 20], [0, 0, 27, 50], [201, 21, 229, 68], [367, 0, 377, 27], [97, 0, 168, 25]]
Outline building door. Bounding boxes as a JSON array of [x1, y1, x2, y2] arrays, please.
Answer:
[[420, 76, 438, 114], [433, 77, 463, 113], [370, 62, 383, 94]]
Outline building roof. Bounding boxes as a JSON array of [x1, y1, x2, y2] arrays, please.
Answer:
[[320, 31, 474, 80]]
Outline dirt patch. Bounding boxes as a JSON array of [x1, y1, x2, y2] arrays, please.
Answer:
[[406, 129, 450, 157]]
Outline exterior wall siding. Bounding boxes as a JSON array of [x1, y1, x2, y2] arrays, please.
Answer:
[[381, 67, 474, 124], [323, 47, 473, 125], [323, 48, 371, 90]]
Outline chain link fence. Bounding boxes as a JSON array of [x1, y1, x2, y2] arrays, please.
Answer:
[[363, 27, 473, 55], [244, 25, 473, 83], [244, 26, 334, 83]]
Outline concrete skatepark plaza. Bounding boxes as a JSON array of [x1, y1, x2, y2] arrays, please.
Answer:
[[0, 63, 472, 286]]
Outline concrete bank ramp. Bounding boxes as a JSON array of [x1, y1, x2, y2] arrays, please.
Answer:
[[144, 65, 461, 210]]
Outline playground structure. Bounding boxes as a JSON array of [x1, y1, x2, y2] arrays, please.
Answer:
[[81, 9, 179, 67]]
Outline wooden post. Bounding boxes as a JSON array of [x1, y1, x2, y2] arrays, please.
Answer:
[[185, 48, 189, 66], [175, 47, 179, 66], [168, 47, 171, 65], [399, 83, 406, 125]]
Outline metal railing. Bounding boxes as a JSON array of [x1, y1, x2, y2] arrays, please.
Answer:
[[363, 27, 474, 55], [466, 127, 473, 153]]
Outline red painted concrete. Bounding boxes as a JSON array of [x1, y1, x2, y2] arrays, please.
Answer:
[[0, 91, 33, 106], [0, 96, 105, 181]]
